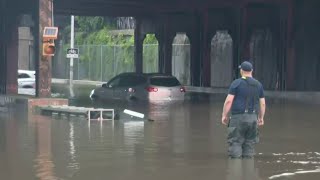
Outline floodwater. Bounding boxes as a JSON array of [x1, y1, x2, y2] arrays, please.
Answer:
[[1, 94, 320, 180]]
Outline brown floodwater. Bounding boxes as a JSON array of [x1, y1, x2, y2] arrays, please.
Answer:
[[0, 94, 320, 180]]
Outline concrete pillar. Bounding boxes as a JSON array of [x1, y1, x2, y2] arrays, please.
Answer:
[[240, 5, 251, 60], [6, 18, 19, 94], [160, 15, 174, 75], [134, 18, 144, 73], [188, 15, 201, 86], [18, 27, 34, 70], [230, 8, 241, 80], [156, 31, 170, 74], [0, 0, 6, 94], [155, 33, 163, 73], [201, 10, 211, 87], [35, 0, 53, 97], [278, 6, 288, 91], [286, 1, 295, 90], [0, 1, 18, 95], [164, 34, 173, 75]]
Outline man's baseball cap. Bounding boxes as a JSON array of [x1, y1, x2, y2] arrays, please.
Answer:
[[239, 61, 253, 71]]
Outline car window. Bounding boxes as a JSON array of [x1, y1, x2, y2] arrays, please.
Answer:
[[118, 75, 147, 87], [18, 73, 31, 79], [149, 77, 181, 87], [107, 77, 120, 87]]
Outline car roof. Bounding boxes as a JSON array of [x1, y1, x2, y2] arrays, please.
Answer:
[[117, 72, 175, 78], [118, 72, 141, 76], [144, 73, 172, 76], [18, 70, 36, 74]]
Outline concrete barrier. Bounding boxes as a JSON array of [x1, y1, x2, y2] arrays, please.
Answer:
[[51, 79, 320, 105]]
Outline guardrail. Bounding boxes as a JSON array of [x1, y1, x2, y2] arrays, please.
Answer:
[[52, 79, 104, 87], [51, 78, 228, 93]]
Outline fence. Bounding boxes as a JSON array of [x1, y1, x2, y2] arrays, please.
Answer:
[[52, 44, 192, 85], [53, 44, 160, 82]]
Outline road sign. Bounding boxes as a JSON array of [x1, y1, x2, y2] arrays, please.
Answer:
[[66, 48, 79, 58]]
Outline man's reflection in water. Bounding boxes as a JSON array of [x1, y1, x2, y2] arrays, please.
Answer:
[[226, 158, 262, 180]]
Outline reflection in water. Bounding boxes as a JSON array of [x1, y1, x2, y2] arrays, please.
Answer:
[[269, 168, 320, 179], [0, 115, 6, 152], [88, 119, 114, 141], [68, 121, 80, 171], [69, 121, 76, 161], [1, 96, 320, 179], [267, 152, 320, 179], [226, 159, 262, 180], [171, 102, 189, 154], [123, 121, 145, 155], [32, 115, 57, 180]]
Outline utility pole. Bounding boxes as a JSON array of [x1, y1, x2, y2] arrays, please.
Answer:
[[69, 15, 75, 98]]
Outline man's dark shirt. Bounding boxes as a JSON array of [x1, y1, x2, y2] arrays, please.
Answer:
[[228, 77, 264, 114]]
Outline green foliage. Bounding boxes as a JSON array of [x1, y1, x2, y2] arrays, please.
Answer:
[[144, 34, 158, 44], [58, 16, 160, 80], [75, 16, 105, 33], [142, 34, 159, 73]]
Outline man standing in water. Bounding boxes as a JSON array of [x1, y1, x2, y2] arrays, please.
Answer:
[[221, 61, 266, 159]]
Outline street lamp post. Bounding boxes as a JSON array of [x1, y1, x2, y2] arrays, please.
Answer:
[[69, 15, 75, 98]]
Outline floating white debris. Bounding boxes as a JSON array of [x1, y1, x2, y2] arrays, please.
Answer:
[[272, 152, 313, 156], [292, 161, 320, 165], [272, 153, 282, 156], [269, 173, 295, 179], [296, 169, 320, 174], [124, 109, 145, 118], [291, 161, 310, 165], [269, 169, 320, 179], [282, 152, 306, 156]]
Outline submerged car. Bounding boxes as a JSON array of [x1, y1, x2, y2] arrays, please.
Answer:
[[17, 70, 36, 95], [90, 72, 186, 102]]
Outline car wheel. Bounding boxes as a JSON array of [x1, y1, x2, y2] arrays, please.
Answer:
[[128, 96, 138, 101], [90, 94, 98, 101], [114, 113, 120, 120], [113, 109, 121, 120]]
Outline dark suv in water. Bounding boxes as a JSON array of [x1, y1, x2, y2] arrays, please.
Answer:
[[90, 72, 186, 103]]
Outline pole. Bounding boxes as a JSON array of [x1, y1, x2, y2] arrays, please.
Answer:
[[51, 0, 54, 26], [69, 15, 75, 98], [100, 45, 103, 81], [28, 40, 31, 69]]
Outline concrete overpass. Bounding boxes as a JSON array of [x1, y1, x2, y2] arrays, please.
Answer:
[[1, 0, 320, 97]]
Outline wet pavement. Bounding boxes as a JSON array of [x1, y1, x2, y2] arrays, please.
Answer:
[[0, 94, 320, 180]]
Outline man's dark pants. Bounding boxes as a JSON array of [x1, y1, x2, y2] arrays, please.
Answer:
[[227, 113, 259, 158]]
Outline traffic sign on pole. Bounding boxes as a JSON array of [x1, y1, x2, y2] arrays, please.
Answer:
[[66, 48, 79, 58]]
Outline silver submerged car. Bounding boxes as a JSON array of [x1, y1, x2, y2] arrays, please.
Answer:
[[18, 70, 36, 95], [90, 73, 186, 102]]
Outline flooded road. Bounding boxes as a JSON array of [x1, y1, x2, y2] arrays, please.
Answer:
[[0, 95, 320, 180]]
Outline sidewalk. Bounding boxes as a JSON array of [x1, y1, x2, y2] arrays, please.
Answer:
[[186, 86, 320, 104]]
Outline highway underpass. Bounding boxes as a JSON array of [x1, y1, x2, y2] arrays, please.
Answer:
[[1, 0, 320, 98]]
